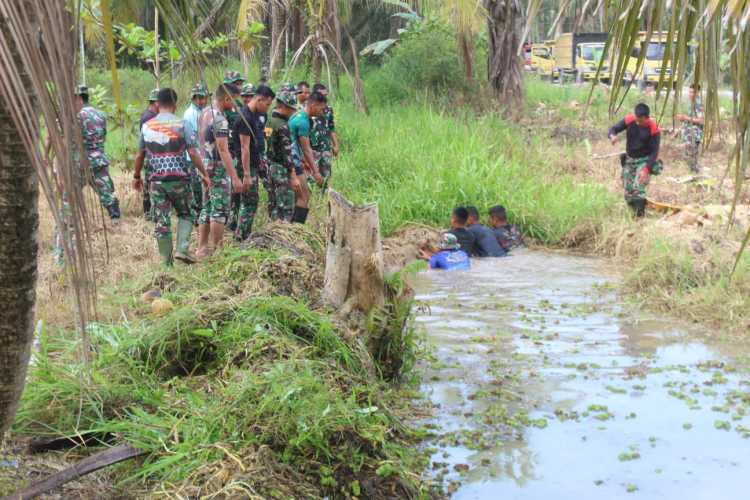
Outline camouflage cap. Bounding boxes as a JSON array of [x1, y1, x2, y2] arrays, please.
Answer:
[[275, 83, 298, 109], [190, 83, 208, 97], [223, 70, 245, 85], [75, 85, 89, 96], [148, 89, 159, 102], [439, 233, 460, 251], [240, 83, 256, 97]]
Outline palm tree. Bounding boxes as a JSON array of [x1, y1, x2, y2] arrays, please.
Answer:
[[0, 0, 93, 437], [484, 0, 525, 109]]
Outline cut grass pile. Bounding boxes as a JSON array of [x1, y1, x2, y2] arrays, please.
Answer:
[[16, 229, 431, 498]]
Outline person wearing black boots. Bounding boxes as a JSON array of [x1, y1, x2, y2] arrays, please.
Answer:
[[608, 103, 662, 218], [288, 89, 326, 223]]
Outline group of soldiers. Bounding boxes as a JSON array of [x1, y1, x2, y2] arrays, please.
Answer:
[[72, 71, 339, 266]]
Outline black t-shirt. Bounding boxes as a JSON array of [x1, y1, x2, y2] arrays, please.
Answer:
[[448, 227, 477, 256], [233, 107, 267, 169], [467, 224, 507, 257], [608, 113, 660, 164]]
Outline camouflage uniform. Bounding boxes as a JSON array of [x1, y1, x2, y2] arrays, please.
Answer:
[[150, 180, 195, 236], [310, 105, 335, 188], [198, 106, 232, 226], [682, 97, 704, 173], [493, 224, 524, 252], [266, 87, 297, 221], [78, 105, 120, 220], [231, 104, 266, 241], [223, 71, 246, 232], [622, 156, 651, 202]]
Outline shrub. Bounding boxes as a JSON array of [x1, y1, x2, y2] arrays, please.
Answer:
[[365, 19, 469, 105]]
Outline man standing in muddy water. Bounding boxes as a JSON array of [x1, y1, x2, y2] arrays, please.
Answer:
[[466, 206, 506, 257], [608, 103, 662, 218]]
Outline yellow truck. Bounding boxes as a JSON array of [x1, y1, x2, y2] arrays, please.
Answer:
[[551, 32, 609, 82], [577, 42, 611, 83], [624, 32, 678, 89], [528, 42, 555, 78]]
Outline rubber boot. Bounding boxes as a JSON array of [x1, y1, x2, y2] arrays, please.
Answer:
[[109, 199, 121, 220], [634, 199, 646, 218], [157, 236, 174, 267], [174, 218, 197, 264], [292, 207, 309, 224]]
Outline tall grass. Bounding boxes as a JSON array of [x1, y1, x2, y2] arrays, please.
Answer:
[[332, 100, 618, 241], [17, 246, 430, 497]]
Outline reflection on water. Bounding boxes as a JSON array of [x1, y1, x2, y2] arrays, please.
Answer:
[[415, 249, 750, 499]]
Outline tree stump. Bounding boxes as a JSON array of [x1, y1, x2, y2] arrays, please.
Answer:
[[323, 190, 384, 314]]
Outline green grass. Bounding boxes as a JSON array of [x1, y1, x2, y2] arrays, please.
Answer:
[[624, 236, 750, 333], [331, 98, 618, 241], [16, 246, 430, 497]]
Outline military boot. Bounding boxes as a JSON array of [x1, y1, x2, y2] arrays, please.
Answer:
[[157, 236, 174, 267], [174, 218, 197, 264]]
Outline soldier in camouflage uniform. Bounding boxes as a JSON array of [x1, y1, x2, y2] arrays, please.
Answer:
[[222, 71, 246, 232], [310, 83, 339, 189], [608, 103, 662, 218], [196, 83, 242, 257], [75, 86, 121, 223], [266, 84, 301, 221], [233, 85, 275, 240], [676, 84, 704, 174], [133, 88, 211, 266], [241, 83, 255, 105]]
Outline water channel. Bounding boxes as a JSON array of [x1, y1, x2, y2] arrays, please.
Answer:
[[414, 250, 750, 499]]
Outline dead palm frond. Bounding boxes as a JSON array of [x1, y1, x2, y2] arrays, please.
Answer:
[[0, 0, 96, 348]]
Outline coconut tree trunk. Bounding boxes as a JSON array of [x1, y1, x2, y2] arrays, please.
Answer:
[[458, 31, 475, 84], [0, 14, 39, 436], [269, 0, 285, 77], [484, 0, 524, 112]]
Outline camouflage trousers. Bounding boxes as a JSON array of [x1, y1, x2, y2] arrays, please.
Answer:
[[53, 198, 73, 266], [142, 164, 152, 220], [189, 164, 203, 223], [150, 179, 194, 239], [682, 125, 703, 173], [199, 165, 231, 226], [310, 150, 332, 191], [90, 166, 120, 220], [233, 166, 259, 241], [268, 163, 295, 222], [622, 156, 651, 202]]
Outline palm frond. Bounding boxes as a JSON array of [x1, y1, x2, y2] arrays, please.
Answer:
[[0, 0, 96, 357]]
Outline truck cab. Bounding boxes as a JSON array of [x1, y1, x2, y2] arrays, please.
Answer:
[[551, 32, 608, 83], [528, 43, 555, 78], [577, 42, 611, 83], [624, 32, 680, 89]]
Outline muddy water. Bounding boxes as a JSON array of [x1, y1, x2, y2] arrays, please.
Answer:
[[414, 250, 750, 499]]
